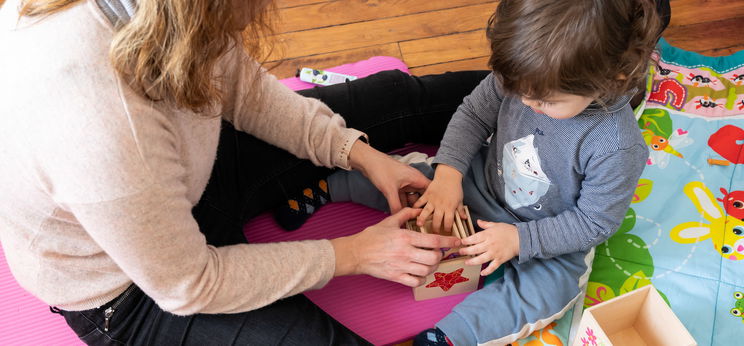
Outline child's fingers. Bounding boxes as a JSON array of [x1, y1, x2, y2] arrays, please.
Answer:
[[480, 260, 501, 276], [465, 252, 493, 266], [459, 242, 488, 256], [416, 202, 432, 226], [477, 219, 497, 229], [431, 208, 445, 234], [443, 210, 454, 234], [412, 194, 428, 209], [460, 232, 483, 246]]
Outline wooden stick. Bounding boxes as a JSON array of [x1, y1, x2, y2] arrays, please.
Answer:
[[464, 206, 476, 237], [405, 220, 416, 232], [454, 213, 467, 240], [419, 220, 429, 234]]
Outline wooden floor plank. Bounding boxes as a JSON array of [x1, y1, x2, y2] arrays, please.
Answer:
[[408, 56, 490, 76], [400, 30, 489, 68], [701, 44, 744, 57], [268, 3, 496, 61], [275, 0, 494, 33], [668, 0, 744, 27], [664, 16, 744, 56], [265, 43, 403, 79], [276, 0, 330, 9]]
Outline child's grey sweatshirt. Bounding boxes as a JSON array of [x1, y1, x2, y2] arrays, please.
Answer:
[[432, 73, 647, 263]]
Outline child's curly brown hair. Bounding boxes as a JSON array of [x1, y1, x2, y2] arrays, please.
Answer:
[[487, 0, 662, 104]]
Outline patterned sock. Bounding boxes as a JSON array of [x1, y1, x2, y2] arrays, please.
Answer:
[[274, 179, 331, 231], [413, 328, 453, 346]]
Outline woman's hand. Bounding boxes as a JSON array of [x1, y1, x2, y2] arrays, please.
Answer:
[[348, 140, 431, 213], [459, 220, 520, 276], [412, 164, 465, 234], [330, 208, 461, 287]]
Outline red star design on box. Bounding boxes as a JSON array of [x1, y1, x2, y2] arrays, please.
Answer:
[[426, 268, 470, 292]]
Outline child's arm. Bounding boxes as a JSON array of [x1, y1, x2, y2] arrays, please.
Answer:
[[417, 73, 503, 232], [514, 145, 648, 263], [432, 73, 503, 176]]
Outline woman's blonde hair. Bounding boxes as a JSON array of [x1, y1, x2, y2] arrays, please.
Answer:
[[20, 0, 275, 113]]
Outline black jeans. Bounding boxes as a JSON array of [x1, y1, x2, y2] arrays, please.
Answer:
[[55, 69, 490, 345]]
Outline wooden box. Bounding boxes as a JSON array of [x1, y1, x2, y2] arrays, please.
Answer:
[[407, 206, 482, 301], [572, 285, 696, 346]]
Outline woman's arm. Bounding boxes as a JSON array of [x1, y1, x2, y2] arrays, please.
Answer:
[[220, 50, 363, 170]]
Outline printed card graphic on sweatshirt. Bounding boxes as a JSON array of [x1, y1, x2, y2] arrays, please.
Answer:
[[502, 134, 551, 209]]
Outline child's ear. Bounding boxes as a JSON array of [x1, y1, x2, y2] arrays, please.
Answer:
[[616, 73, 628, 80]]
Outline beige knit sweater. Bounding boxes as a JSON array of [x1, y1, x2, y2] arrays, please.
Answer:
[[0, 0, 366, 314]]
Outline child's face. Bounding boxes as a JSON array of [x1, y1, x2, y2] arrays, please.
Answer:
[[521, 92, 594, 119]]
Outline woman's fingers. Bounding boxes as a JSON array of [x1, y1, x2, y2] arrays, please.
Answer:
[[396, 274, 427, 288], [398, 190, 409, 209], [405, 192, 420, 206], [408, 247, 442, 266], [403, 261, 438, 277], [383, 187, 403, 214], [405, 169, 431, 192], [409, 231, 461, 249], [380, 207, 421, 228]]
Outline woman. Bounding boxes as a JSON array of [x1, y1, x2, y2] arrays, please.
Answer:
[[0, 0, 487, 344]]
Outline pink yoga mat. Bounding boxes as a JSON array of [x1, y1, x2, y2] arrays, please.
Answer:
[[243, 200, 473, 346], [0, 245, 81, 345]]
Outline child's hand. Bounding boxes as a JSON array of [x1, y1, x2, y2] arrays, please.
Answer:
[[459, 220, 520, 276], [413, 164, 466, 235]]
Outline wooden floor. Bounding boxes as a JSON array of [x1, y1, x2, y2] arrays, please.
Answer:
[[267, 0, 744, 79], [1, 0, 740, 77]]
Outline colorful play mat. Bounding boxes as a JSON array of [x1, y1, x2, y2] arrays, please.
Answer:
[[577, 38, 744, 346]]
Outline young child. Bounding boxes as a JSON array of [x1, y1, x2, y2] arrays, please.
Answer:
[[278, 0, 662, 344]]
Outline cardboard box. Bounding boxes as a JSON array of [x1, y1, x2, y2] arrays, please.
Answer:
[[573, 285, 696, 346], [407, 207, 482, 301]]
